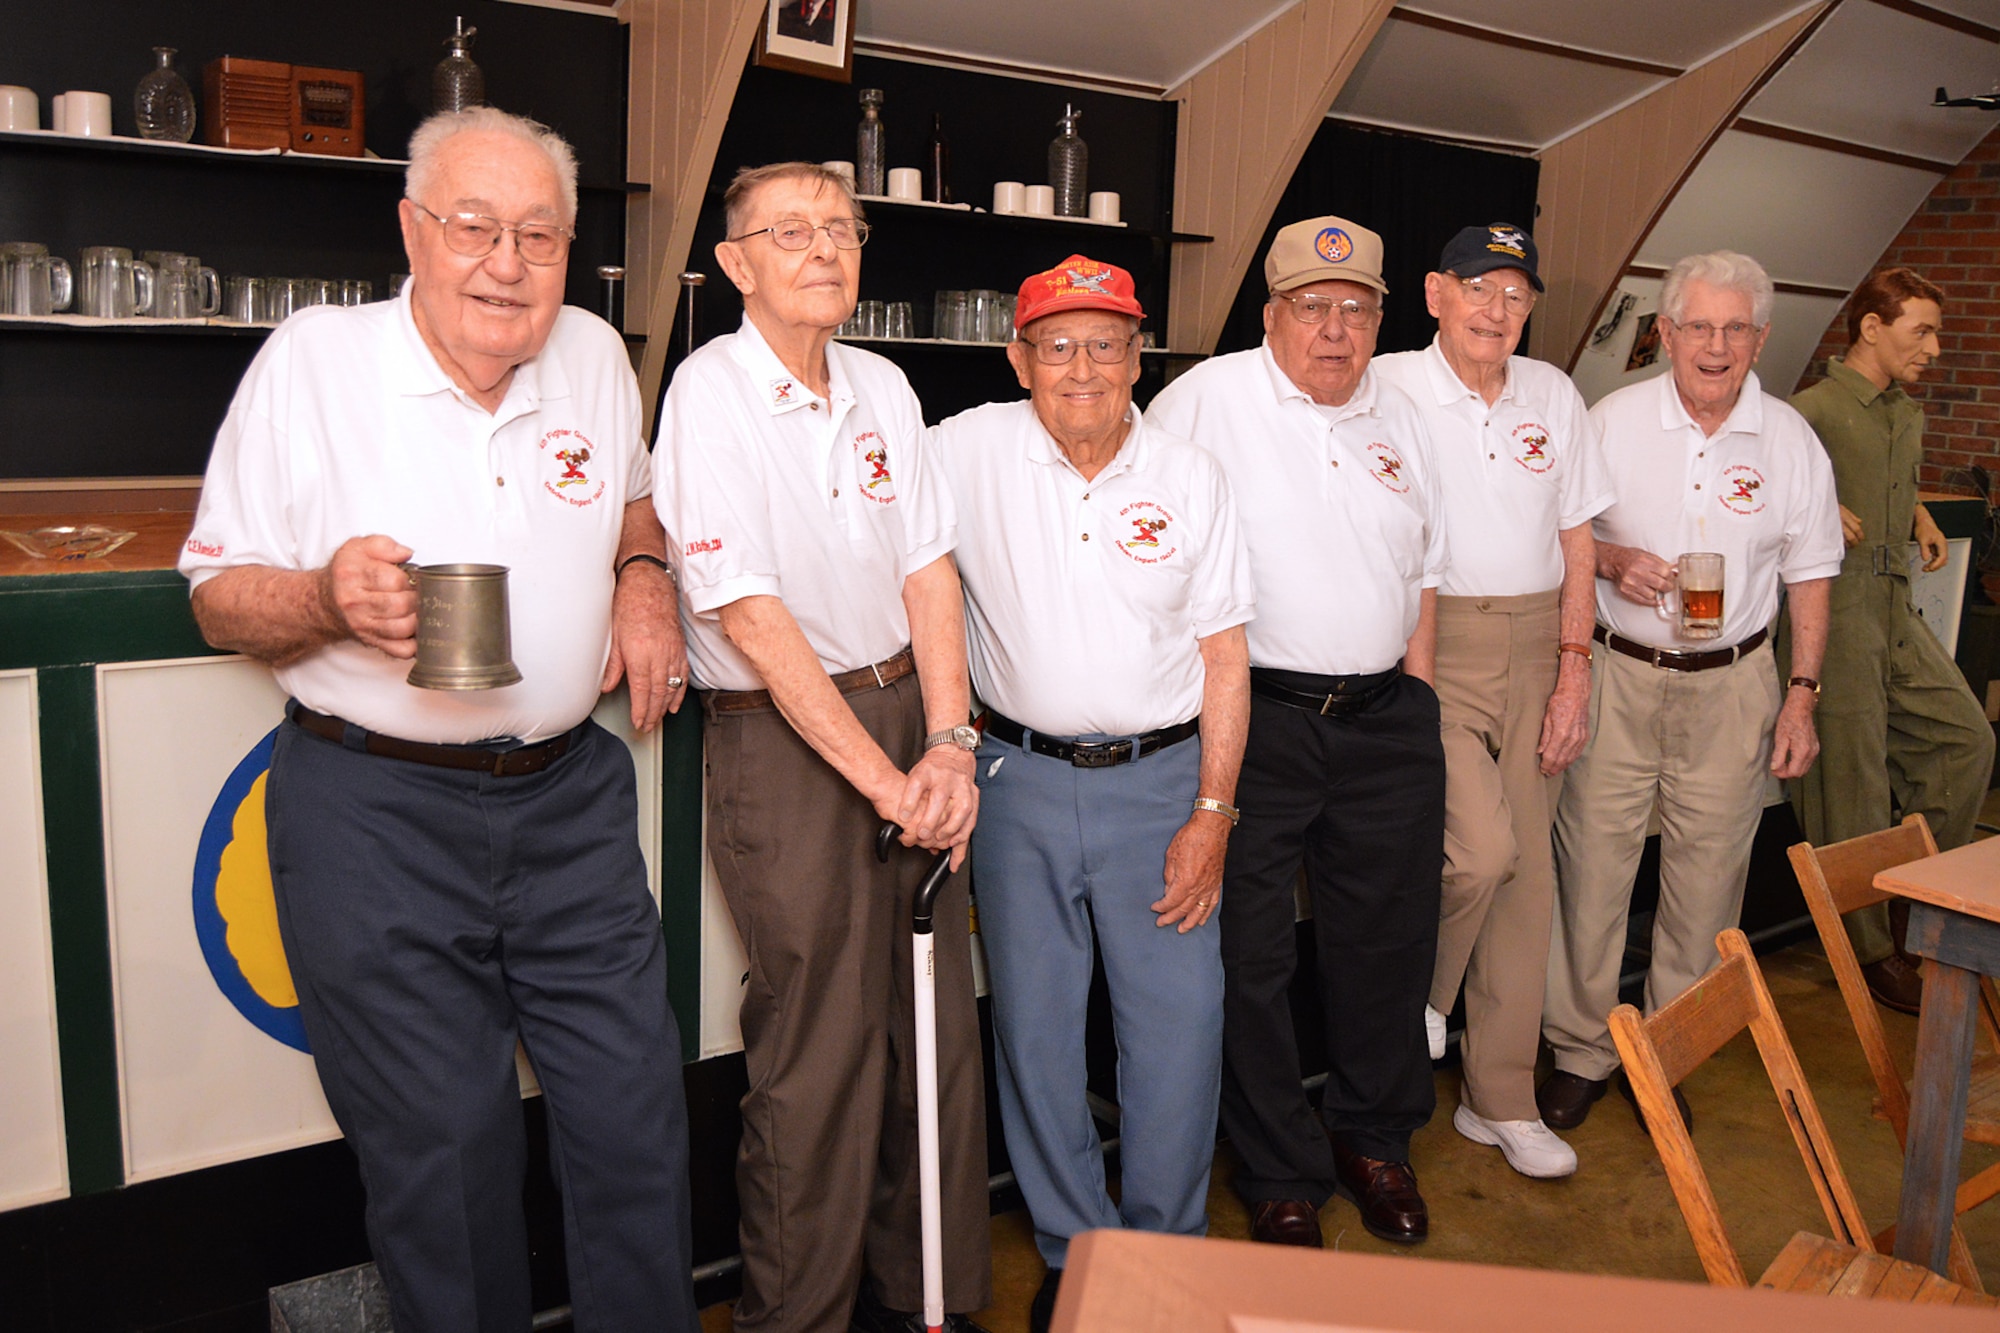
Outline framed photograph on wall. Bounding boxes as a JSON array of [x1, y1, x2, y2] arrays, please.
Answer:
[[754, 0, 856, 82]]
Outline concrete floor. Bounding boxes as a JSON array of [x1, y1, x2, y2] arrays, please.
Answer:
[[698, 939, 2000, 1330]]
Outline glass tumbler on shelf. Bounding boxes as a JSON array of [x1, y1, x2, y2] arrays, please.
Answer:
[[340, 279, 373, 306], [1049, 102, 1088, 218], [933, 291, 967, 341], [968, 289, 1001, 343], [856, 88, 886, 196], [885, 301, 913, 340], [222, 276, 263, 322], [856, 300, 887, 338], [134, 47, 196, 143]]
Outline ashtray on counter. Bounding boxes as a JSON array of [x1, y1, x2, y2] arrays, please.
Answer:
[[0, 524, 139, 561]]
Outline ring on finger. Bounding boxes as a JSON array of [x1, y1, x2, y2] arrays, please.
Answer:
[[666, 675, 685, 688]]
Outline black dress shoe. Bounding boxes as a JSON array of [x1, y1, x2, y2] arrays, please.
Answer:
[[1617, 1071, 1693, 1135], [1862, 954, 1924, 1016], [851, 1283, 993, 1333], [1536, 1070, 1608, 1130], [1028, 1268, 1061, 1333], [1249, 1198, 1325, 1247], [1330, 1141, 1427, 1244]]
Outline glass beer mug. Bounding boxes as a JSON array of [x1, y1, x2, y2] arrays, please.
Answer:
[[1656, 552, 1725, 640]]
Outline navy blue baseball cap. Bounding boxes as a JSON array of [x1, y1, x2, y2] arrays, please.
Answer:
[[1438, 223, 1543, 292]]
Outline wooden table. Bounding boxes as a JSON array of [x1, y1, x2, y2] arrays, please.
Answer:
[[1874, 837, 2000, 1277]]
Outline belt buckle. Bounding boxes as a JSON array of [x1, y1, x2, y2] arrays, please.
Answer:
[[870, 660, 887, 689], [1649, 645, 1667, 669], [1069, 741, 1120, 769], [1318, 693, 1339, 716]]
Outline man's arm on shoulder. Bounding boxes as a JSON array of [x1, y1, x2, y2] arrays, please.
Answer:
[[191, 534, 416, 665]]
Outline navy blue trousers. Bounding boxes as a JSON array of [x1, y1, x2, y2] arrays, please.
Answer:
[[266, 715, 696, 1333]]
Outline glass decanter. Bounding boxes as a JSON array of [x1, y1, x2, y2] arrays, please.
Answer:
[[134, 47, 196, 143]]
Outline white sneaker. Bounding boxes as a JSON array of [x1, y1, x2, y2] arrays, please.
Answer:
[[1424, 1004, 1447, 1061], [1453, 1104, 1578, 1179]]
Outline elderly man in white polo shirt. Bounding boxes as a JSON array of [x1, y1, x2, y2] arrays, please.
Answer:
[[1373, 222, 1610, 1180], [654, 161, 990, 1333], [179, 109, 697, 1330], [930, 254, 1253, 1333], [1149, 216, 1447, 1250], [1538, 250, 1842, 1132]]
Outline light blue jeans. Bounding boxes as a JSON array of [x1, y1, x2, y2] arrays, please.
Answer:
[[972, 728, 1224, 1268]]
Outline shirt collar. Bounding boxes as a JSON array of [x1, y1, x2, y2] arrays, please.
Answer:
[[1023, 401, 1148, 477], [730, 313, 854, 418], [385, 278, 568, 410], [1422, 334, 1512, 406], [1657, 367, 1765, 438], [1826, 355, 1900, 409], [1257, 340, 1380, 422]]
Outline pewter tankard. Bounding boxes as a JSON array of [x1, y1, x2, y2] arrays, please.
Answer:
[[402, 563, 522, 690]]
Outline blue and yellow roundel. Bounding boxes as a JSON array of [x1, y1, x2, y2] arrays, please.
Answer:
[[191, 728, 310, 1053], [1314, 227, 1353, 264]]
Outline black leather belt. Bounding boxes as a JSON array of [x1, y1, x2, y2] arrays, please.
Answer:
[[1592, 624, 1767, 672], [287, 701, 576, 777], [1249, 667, 1399, 716], [982, 710, 1198, 768]]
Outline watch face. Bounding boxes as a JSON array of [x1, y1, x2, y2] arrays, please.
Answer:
[[952, 725, 980, 749]]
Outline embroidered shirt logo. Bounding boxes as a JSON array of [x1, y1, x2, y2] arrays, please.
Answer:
[[855, 431, 896, 504], [540, 428, 605, 508], [1719, 464, 1767, 516], [185, 537, 224, 558], [1512, 422, 1554, 474], [1113, 501, 1179, 564], [1366, 442, 1411, 494]]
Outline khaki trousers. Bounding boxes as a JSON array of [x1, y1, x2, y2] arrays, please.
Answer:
[[1432, 590, 1561, 1122], [1546, 641, 1780, 1081], [705, 675, 992, 1331]]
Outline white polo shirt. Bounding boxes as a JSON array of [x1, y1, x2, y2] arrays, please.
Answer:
[[180, 287, 647, 745], [928, 400, 1254, 737], [1589, 370, 1843, 650], [1147, 344, 1448, 676], [654, 316, 953, 692], [1374, 337, 1612, 597]]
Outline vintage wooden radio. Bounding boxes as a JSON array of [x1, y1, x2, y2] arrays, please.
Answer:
[[204, 58, 365, 157]]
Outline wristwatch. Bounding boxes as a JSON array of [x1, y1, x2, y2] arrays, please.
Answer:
[[924, 724, 981, 753]]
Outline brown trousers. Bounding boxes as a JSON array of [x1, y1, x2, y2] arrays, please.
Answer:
[[1431, 591, 1562, 1122], [705, 674, 991, 1330]]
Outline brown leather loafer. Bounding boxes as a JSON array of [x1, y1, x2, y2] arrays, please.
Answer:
[[1331, 1141, 1428, 1244], [1616, 1071, 1693, 1135], [1536, 1070, 1608, 1130], [1862, 954, 1924, 1016], [1248, 1198, 1324, 1247]]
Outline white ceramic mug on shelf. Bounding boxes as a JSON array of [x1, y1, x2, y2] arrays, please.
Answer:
[[1025, 184, 1055, 217], [51, 93, 65, 132], [887, 167, 922, 201], [992, 181, 1025, 214], [1089, 191, 1121, 224], [65, 90, 112, 137], [820, 160, 855, 187], [0, 86, 37, 132]]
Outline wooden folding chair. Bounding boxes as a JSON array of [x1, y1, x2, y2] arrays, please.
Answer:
[[1789, 815, 2000, 1286], [1608, 929, 1994, 1306]]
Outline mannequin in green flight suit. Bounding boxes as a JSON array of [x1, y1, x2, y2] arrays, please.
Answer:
[[1785, 267, 1994, 1014]]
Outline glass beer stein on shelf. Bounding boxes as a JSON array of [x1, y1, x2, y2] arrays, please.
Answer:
[[1, 242, 74, 316], [78, 247, 153, 319], [153, 253, 220, 319]]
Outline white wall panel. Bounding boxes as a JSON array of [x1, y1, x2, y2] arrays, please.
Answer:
[[0, 670, 67, 1210]]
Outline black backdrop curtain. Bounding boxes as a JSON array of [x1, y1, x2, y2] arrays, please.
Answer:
[[1214, 121, 1542, 359]]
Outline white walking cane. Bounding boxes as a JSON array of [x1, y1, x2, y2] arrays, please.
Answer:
[[877, 822, 955, 1333]]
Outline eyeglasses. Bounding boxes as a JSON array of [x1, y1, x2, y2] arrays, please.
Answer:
[[1453, 274, 1536, 316], [1020, 334, 1140, 366], [1669, 318, 1763, 347], [1272, 291, 1382, 329], [729, 218, 871, 251], [412, 203, 574, 266]]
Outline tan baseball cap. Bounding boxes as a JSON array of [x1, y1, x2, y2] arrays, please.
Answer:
[[1264, 216, 1388, 296]]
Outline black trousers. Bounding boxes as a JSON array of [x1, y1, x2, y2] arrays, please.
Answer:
[[266, 716, 698, 1333], [1219, 672, 1445, 1203]]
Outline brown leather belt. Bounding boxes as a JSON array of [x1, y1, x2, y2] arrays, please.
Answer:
[[1592, 624, 1767, 673], [706, 647, 916, 714], [287, 701, 576, 777], [982, 710, 1199, 768]]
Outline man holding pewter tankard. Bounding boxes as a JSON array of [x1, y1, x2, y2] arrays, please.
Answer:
[[1537, 250, 1843, 1133], [180, 107, 698, 1331]]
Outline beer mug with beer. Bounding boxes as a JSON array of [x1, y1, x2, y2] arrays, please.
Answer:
[[1656, 552, 1724, 640]]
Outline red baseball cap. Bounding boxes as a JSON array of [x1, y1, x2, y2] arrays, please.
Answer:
[[1013, 254, 1146, 332]]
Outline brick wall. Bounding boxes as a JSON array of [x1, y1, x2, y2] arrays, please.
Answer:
[[1794, 124, 2000, 492]]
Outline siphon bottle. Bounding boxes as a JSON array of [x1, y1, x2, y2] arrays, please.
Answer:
[[857, 89, 886, 196], [1049, 103, 1088, 217]]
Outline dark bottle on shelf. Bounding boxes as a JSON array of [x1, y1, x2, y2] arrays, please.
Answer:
[[927, 113, 951, 204], [672, 272, 705, 366]]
